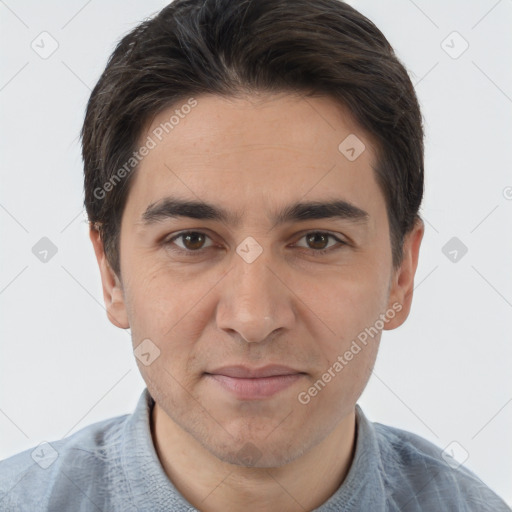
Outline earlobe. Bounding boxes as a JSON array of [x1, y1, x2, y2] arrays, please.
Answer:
[[384, 218, 424, 330], [89, 224, 130, 329]]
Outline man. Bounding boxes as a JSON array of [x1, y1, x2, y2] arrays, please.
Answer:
[[1, 0, 510, 510]]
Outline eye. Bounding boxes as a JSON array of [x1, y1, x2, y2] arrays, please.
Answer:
[[294, 232, 346, 254], [166, 231, 214, 252]]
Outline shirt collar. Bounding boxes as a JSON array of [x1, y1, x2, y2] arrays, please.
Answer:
[[121, 388, 191, 509]]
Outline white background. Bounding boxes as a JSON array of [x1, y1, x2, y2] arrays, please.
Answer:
[[1, 0, 511, 506]]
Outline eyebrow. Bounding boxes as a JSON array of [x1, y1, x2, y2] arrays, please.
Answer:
[[141, 197, 369, 228]]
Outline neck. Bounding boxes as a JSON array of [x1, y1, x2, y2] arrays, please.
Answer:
[[151, 404, 357, 512]]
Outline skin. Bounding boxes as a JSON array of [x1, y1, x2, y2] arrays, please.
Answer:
[[90, 92, 424, 512]]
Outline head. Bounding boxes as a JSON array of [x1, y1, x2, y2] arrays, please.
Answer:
[[84, 0, 424, 467]]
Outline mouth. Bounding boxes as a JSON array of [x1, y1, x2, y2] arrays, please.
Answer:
[[204, 365, 307, 400]]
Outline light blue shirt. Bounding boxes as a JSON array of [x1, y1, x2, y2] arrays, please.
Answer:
[[1, 388, 510, 511]]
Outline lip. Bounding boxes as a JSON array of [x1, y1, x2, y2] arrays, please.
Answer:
[[206, 364, 304, 378], [204, 365, 306, 400]]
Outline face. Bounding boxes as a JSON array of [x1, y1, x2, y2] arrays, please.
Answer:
[[91, 92, 423, 467]]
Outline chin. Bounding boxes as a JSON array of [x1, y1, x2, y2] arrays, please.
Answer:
[[208, 433, 313, 469]]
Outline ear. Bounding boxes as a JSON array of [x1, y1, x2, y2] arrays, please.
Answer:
[[89, 224, 130, 329], [384, 218, 424, 330]]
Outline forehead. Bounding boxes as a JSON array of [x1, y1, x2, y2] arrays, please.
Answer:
[[126, 93, 383, 222]]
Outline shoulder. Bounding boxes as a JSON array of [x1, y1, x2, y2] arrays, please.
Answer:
[[0, 413, 131, 511], [372, 421, 511, 511]]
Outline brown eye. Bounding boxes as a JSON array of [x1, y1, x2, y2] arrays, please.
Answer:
[[168, 231, 213, 251], [306, 232, 329, 250], [182, 232, 206, 250], [294, 232, 346, 254]]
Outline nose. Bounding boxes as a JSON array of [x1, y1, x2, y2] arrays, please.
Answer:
[[216, 249, 295, 344]]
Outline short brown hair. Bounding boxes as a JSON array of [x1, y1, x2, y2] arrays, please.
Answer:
[[82, 0, 424, 276]]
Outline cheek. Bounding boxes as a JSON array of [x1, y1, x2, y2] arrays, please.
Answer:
[[123, 260, 218, 345], [125, 264, 211, 403], [297, 275, 386, 410], [297, 275, 383, 411], [310, 261, 389, 404], [301, 263, 390, 353], [295, 331, 380, 422]]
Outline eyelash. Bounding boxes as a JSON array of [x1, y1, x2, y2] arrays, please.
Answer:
[[163, 231, 347, 257]]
